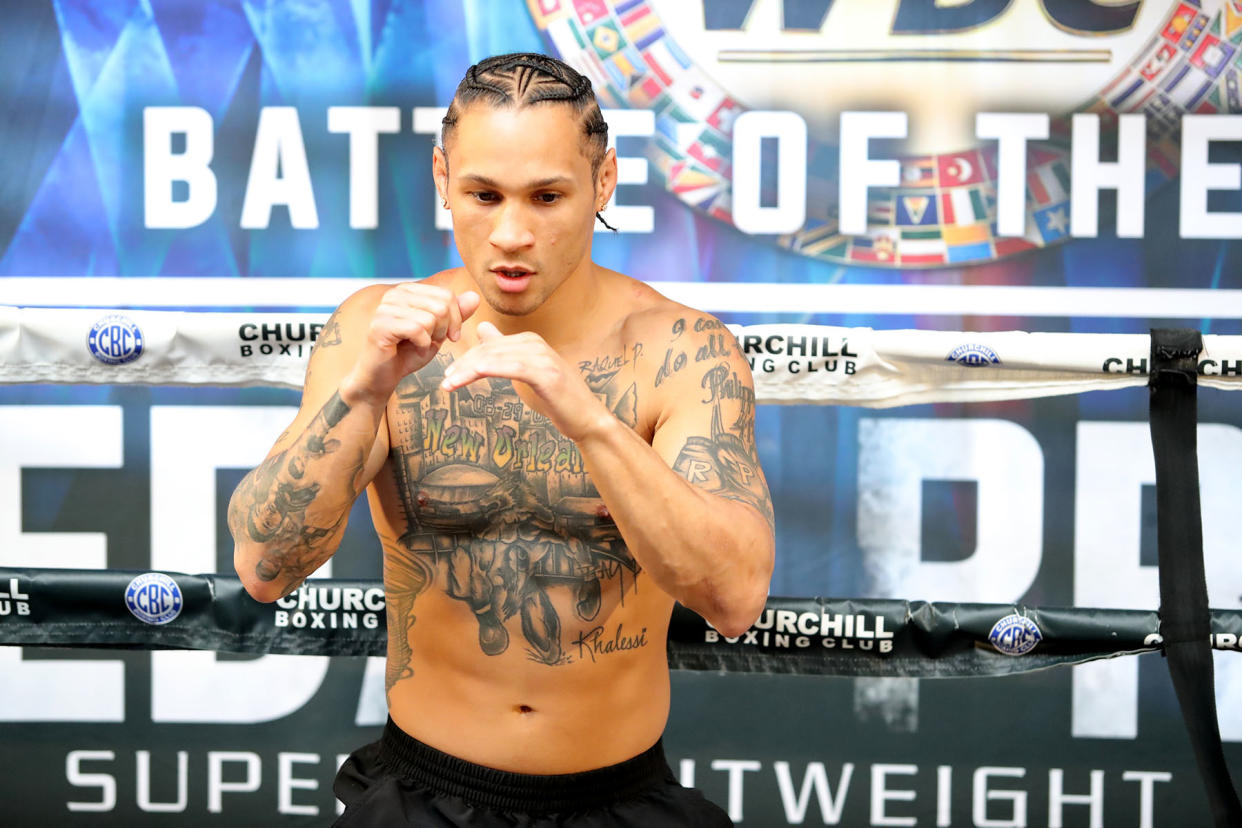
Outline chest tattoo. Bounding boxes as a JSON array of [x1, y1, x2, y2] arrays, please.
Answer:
[[384, 352, 643, 676]]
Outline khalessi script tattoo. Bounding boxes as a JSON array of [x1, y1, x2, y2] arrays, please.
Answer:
[[571, 622, 649, 664]]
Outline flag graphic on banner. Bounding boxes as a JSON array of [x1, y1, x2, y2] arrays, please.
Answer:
[[687, 133, 728, 173], [1034, 204, 1071, 243], [942, 223, 992, 263], [589, 20, 623, 58], [849, 230, 898, 263], [901, 156, 937, 188], [572, 0, 610, 27], [938, 151, 985, 188], [896, 195, 938, 227], [531, 0, 1242, 269], [617, 0, 662, 50], [787, 222, 849, 258], [898, 228, 947, 265], [1228, 0, 1242, 39], [1190, 32, 1235, 77], [867, 193, 895, 225], [705, 97, 740, 137], [606, 47, 646, 90], [1141, 41, 1179, 81], [1027, 161, 1069, 207], [940, 188, 988, 226], [546, 16, 587, 63], [529, 0, 570, 26]]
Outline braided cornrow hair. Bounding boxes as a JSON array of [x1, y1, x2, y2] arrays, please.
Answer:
[[441, 53, 616, 231]]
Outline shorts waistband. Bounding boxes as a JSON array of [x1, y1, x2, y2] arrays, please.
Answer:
[[378, 718, 671, 813]]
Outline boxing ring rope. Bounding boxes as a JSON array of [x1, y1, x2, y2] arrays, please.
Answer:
[[2, 306, 1241, 820], [4, 304, 1242, 671], [6, 305, 1242, 401]]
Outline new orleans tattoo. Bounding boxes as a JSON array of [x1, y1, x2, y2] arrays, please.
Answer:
[[383, 348, 642, 677]]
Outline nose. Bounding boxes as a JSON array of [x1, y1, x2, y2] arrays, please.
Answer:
[[488, 202, 535, 252]]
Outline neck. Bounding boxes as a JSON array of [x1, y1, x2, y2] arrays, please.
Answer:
[[468, 259, 603, 350]]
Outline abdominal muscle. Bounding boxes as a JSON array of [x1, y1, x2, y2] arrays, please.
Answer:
[[383, 557, 676, 774]]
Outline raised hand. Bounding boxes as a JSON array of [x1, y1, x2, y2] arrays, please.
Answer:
[[439, 322, 613, 443], [343, 284, 480, 407]]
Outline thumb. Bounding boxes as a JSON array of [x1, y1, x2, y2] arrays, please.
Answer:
[[457, 290, 481, 321], [477, 321, 503, 342]]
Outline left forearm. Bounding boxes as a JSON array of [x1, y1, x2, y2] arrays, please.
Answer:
[[576, 418, 773, 636]]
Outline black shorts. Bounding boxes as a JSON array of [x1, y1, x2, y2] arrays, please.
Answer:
[[332, 718, 732, 827]]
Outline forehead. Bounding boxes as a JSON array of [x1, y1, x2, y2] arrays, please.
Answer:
[[445, 102, 594, 183]]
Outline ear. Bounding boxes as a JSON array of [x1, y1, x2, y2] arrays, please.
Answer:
[[595, 147, 618, 211], [433, 146, 449, 205]]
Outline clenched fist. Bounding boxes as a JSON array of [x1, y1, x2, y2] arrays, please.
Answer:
[[341, 283, 480, 407]]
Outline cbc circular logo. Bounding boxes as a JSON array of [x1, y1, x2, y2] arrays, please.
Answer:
[[988, 613, 1042, 656], [125, 572, 183, 626], [87, 314, 144, 366], [532, 1, 1227, 267]]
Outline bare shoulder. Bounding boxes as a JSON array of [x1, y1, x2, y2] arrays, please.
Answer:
[[326, 272, 460, 337], [600, 275, 752, 442], [610, 276, 727, 350], [609, 279, 740, 387], [323, 282, 388, 335], [619, 277, 772, 527]]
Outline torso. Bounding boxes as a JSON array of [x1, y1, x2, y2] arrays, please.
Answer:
[[366, 273, 680, 772]]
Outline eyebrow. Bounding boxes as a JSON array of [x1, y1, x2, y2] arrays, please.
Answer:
[[457, 173, 576, 190]]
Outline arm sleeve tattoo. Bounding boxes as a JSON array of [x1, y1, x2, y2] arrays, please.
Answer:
[[228, 392, 363, 595]]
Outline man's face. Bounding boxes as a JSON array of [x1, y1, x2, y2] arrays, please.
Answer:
[[435, 102, 611, 317]]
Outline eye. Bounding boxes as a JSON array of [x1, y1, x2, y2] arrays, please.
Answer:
[[535, 192, 561, 204], [471, 191, 499, 204]]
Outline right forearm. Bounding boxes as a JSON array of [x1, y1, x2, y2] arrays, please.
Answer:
[[228, 390, 383, 601]]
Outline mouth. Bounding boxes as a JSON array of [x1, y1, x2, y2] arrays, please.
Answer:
[[491, 266, 534, 294]]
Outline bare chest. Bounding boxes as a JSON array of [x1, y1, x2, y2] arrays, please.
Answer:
[[385, 350, 643, 540]]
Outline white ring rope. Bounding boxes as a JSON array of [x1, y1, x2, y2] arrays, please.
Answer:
[[4, 305, 1242, 406]]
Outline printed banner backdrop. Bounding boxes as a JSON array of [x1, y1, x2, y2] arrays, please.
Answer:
[[4, 0, 1242, 825]]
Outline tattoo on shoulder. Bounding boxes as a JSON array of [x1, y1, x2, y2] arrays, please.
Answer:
[[317, 310, 344, 349], [656, 318, 688, 387], [656, 316, 735, 386], [672, 362, 774, 530]]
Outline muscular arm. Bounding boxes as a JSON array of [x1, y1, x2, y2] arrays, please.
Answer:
[[229, 288, 391, 602], [231, 281, 479, 602], [576, 318, 773, 637]]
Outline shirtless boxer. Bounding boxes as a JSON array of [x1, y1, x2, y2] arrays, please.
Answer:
[[228, 52, 774, 827]]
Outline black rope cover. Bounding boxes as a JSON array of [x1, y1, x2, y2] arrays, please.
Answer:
[[4, 566, 1242, 679], [1149, 328, 1242, 826]]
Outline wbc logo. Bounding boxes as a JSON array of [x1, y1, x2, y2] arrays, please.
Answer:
[[530, 0, 1239, 267]]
